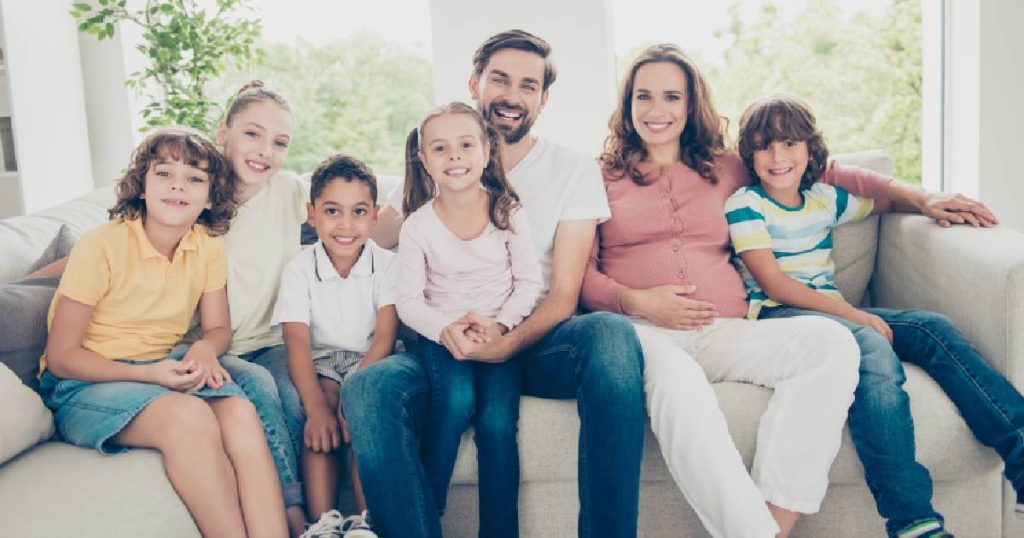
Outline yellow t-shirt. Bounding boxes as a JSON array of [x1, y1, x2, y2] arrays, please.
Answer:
[[42, 217, 227, 368], [222, 172, 309, 355]]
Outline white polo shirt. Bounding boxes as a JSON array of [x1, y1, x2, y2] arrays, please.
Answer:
[[270, 239, 396, 356]]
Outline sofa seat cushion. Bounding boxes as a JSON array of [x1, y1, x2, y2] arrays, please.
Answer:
[[449, 364, 1001, 486], [0, 442, 198, 537]]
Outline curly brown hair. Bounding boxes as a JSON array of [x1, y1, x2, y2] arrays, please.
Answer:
[[737, 95, 828, 191], [601, 43, 727, 186], [403, 102, 520, 231], [109, 126, 236, 235]]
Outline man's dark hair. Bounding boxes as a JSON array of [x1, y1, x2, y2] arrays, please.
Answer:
[[472, 29, 557, 91], [309, 154, 378, 204]]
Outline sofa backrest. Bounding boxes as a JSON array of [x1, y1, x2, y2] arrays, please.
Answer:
[[831, 149, 893, 306], [0, 186, 115, 284]]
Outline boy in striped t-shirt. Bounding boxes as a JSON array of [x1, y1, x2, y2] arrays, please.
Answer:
[[726, 95, 1024, 538]]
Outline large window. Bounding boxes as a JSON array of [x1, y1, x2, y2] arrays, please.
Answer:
[[612, 0, 927, 184], [210, 0, 435, 176]]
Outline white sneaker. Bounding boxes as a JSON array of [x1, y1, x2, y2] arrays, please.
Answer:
[[341, 510, 378, 538], [300, 510, 345, 538]]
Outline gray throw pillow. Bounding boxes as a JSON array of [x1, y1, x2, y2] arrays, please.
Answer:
[[26, 224, 76, 275], [0, 275, 60, 391]]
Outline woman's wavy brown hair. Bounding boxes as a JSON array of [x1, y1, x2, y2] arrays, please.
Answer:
[[403, 102, 520, 231], [737, 95, 828, 191], [109, 126, 235, 236], [601, 43, 727, 185]]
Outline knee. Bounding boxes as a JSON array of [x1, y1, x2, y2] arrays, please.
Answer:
[[436, 383, 475, 429], [341, 354, 425, 423], [579, 312, 644, 382], [805, 317, 861, 374], [854, 330, 905, 383], [216, 397, 268, 454], [160, 395, 221, 449], [228, 362, 280, 402], [473, 403, 518, 443], [909, 310, 957, 333]]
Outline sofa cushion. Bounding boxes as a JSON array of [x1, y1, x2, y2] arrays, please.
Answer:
[[0, 186, 113, 284], [0, 442, 198, 537], [448, 364, 1001, 487], [25, 224, 76, 275], [0, 275, 60, 389], [0, 364, 54, 465], [831, 150, 893, 307]]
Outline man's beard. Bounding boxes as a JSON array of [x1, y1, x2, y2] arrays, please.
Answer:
[[481, 99, 535, 144]]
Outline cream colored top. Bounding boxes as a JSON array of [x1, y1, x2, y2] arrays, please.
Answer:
[[223, 171, 309, 355]]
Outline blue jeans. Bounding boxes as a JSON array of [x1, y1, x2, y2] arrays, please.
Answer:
[[761, 307, 1024, 536], [221, 345, 305, 508], [342, 312, 645, 538], [415, 337, 523, 538]]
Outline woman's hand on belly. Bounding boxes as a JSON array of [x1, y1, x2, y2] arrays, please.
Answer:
[[620, 285, 719, 331]]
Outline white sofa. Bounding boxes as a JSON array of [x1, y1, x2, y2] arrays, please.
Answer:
[[1, 151, 1023, 537]]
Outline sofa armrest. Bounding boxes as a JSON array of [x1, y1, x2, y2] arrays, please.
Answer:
[[871, 214, 1024, 389]]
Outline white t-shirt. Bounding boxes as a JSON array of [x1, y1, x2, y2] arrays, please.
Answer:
[[270, 240, 397, 356], [386, 137, 609, 293], [223, 172, 309, 355]]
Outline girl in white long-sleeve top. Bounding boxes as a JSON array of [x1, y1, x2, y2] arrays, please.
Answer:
[[396, 101, 542, 537]]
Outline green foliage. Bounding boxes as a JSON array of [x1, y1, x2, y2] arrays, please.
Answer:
[[211, 31, 435, 176], [70, 0, 263, 133], [619, 0, 923, 183]]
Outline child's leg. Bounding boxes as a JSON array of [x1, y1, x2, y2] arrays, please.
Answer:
[[220, 354, 304, 511], [208, 396, 287, 538], [875, 308, 1024, 490], [112, 392, 247, 538], [472, 357, 524, 538], [415, 336, 475, 516], [304, 376, 343, 520], [350, 451, 367, 513]]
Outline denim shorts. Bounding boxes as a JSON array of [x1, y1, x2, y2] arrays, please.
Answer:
[[39, 344, 246, 455]]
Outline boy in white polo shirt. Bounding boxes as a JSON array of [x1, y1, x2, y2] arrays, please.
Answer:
[[271, 154, 397, 538]]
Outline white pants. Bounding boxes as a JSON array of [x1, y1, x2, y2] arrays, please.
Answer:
[[636, 315, 860, 538]]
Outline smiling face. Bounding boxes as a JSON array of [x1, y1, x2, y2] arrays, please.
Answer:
[[752, 138, 810, 203], [418, 112, 488, 195], [470, 48, 549, 145], [140, 155, 212, 230], [307, 178, 378, 264], [217, 100, 294, 189], [630, 61, 689, 161]]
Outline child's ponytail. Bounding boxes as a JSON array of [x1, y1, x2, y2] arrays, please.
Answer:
[[479, 122, 520, 231], [403, 127, 435, 217]]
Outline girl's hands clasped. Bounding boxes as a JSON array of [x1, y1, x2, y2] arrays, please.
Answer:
[[182, 341, 232, 391]]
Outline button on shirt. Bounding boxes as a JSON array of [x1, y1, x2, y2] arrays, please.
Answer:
[[270, 239, 396, 356]]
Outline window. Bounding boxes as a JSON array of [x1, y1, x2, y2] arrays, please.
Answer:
[[210, 0, 434, 176], [612, 0, 929, 184]]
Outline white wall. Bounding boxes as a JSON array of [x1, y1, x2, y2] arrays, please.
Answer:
[[428, 0, 617, 157], [0, 0, 93, 213]]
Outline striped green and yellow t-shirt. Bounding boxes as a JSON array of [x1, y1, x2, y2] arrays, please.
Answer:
[[724, 183, 874, 319]]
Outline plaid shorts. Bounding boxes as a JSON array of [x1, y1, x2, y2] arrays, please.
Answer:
[[312, 349, 364, 386]]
